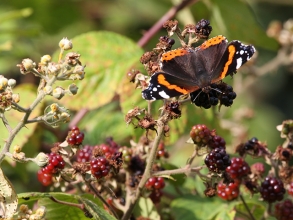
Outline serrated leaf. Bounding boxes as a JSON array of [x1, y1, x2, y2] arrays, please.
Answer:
[[210, 0, 278, 51], [55, 31, 143, 111], [0, 84, 42, 150]]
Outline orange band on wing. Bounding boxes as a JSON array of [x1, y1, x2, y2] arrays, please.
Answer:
[[218, 45, 236, 79], [161, 49, 189, 61], [200, 35, 226, 49], [157, 74, 190, 94]]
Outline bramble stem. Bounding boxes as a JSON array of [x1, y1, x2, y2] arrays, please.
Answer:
[[122, 117, 166, 220]]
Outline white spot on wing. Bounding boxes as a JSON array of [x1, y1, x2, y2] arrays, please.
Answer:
[[159, 91, 170, 99], [236, 58, 243, 69]]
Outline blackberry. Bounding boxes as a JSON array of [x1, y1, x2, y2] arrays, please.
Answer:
[[67, 126, 84, 145], [93, 143, 117, 159], [218, 84, 236, 107], [217, 182, 239, 201], [149, 189, 163, 204], [37, 168, 53, 186], [226, 157, 251, 180], [275, 199, 293, 220], [77, 145, 93, 162], [195, 19, 212, 39], [260, 176, 285, 203], [43, 152, 65, 174], [157, 142, 169, 159], [145, 177, 165, 190], [208, 135, 226, 149], [190, 124, 213, 146], [90, 156, 111, 179], [190, 87, 218, 109], [129, 155, 146, 176], [204, 148, 231, 173]]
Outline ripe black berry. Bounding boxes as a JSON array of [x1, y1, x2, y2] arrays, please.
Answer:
[[204, 148, 231, 173], [260, 176, 285, 203], [226, 157, 251, 180], [217, 181, 239, 201], [90, 156, 111, 179], [275, 199, 293, 220], [208, 135, 226, 149]]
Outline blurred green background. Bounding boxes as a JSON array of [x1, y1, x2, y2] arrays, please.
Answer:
[[0, 0, 293, 195]]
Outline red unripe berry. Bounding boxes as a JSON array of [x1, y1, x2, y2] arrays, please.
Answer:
[[217, 182, 239, 201], [226, 157, 251, 180], [37, 169, 53, 186]]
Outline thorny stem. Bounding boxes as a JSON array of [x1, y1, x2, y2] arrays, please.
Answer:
[[82, 175, 119, 219], [153, 165, 203, 176], [137, 0, 199, 47], [122, 117, 166, 220], [239, 194, 256, 220], [0, 76, 57, 164]]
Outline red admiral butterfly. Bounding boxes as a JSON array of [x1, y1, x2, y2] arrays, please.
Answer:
[[142, 35, 255, 100]]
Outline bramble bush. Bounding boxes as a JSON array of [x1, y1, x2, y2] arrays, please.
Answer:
[[1, 1, 293, 220]]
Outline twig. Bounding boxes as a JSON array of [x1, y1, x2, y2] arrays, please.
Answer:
[[69, 108, 89, 128], [0, 76, 57, 164], [122, 117, 166, 220], [152, 165, 203, 176], [137, 0, 199, 47], [82, 175, 119, 219], [239, 194, 256, 220]]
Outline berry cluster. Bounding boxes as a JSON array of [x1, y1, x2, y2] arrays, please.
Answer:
[[226, 157, 251, 180], [77, 145, 93, 163], [260, 176, 286, 203], [217, 181, 240, 201], [37, 153, 65, 186], [90, 156, 111, 179], [204, 148, 231, 173], [195, 19, 212, 39], [275, 199, 293, 220], [190, 124, 213, 146], [67, 126, 84, 145], [146, 177, 165, 203], [190, 83, 236, 109]]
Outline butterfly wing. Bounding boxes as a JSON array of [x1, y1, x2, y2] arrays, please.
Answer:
[[142, 71, 199, 100]]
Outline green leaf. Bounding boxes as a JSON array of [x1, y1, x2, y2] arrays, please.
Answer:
[[171, 195, 237, 220], [56, 31, 143, 111], [133, 197, 160, 220], [234, 199, 265, 219], [18, 192, 116, 220], [210, 0, 278, 51], [79, 196, 117, 220]]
